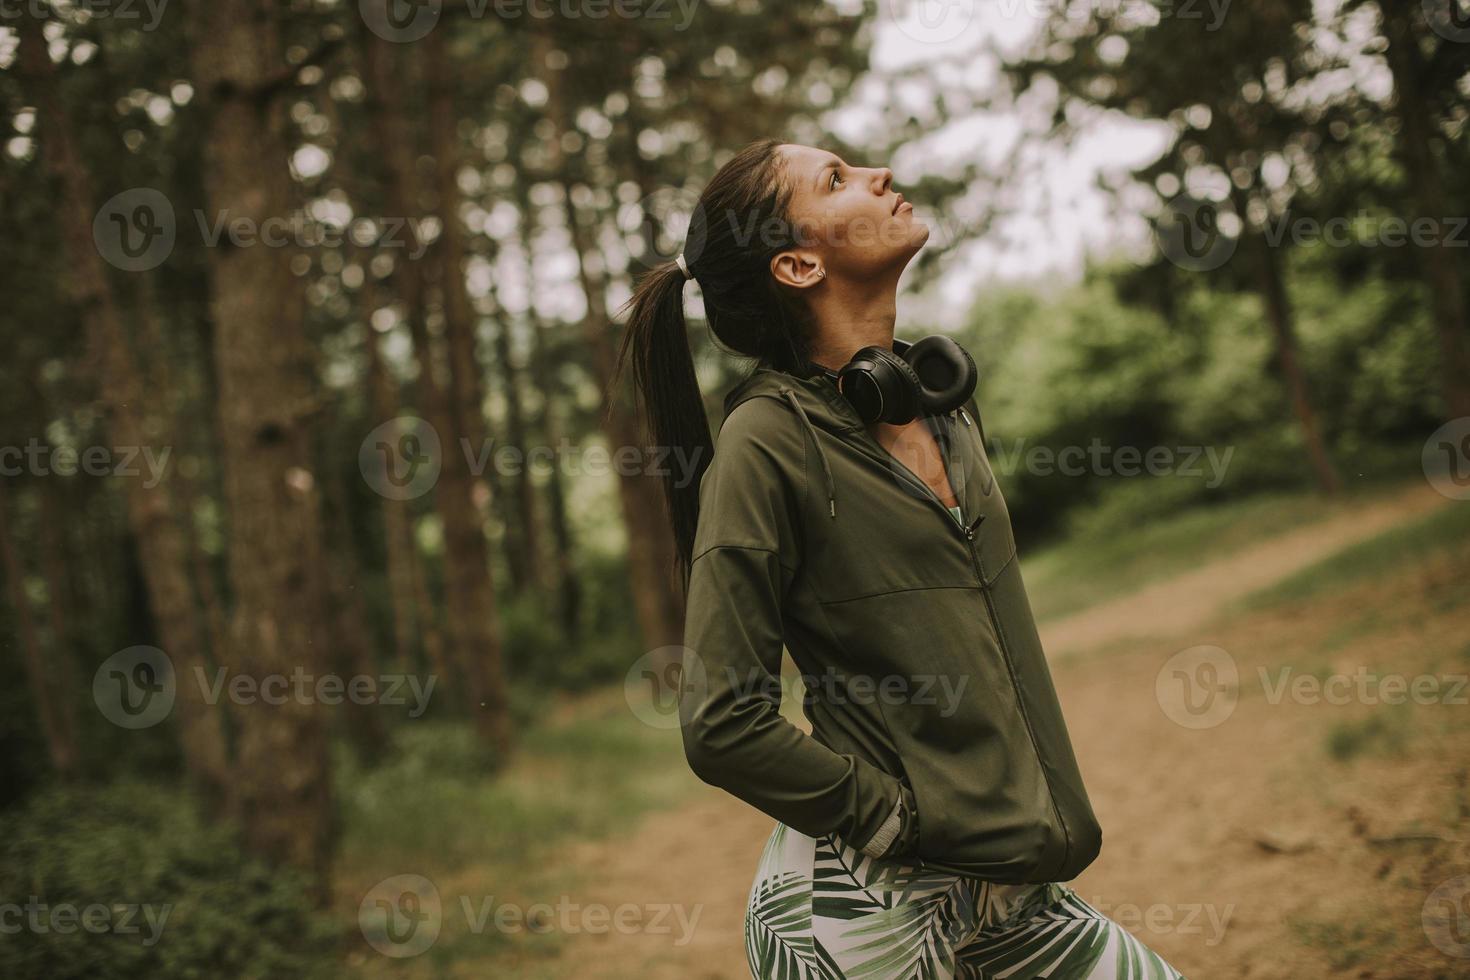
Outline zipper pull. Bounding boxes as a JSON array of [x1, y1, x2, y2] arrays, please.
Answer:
[[964, 513, 986, 538]]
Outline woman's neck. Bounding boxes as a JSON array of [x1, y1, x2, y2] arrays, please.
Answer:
[[804, 276, 902, 373]]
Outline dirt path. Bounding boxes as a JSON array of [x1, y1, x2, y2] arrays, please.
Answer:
[[1039, 547, 1470, 978], [1038, 481, 1451, 659], [522, 788, 770, 979], [503, 481, 1467, 978]]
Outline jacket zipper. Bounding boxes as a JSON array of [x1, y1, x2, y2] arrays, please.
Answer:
[[850, 411, 985, 539], [964, 513, 1069, 878], [838, 402, 1071, 877], [908, 408, 1071, 878], [952, 411, 1071, 880]]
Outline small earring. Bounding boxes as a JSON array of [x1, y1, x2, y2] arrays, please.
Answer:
[[817, 269, 826, 278]]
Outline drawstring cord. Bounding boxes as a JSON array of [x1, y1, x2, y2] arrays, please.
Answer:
[[780, 387, 837, 519]]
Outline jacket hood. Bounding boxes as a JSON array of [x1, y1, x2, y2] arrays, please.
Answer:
[[719, 337, 920, 521]]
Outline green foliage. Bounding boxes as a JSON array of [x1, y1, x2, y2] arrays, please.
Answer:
[[1289, 247, 1443, 445], [331, 721, 535, 943], [336, 712, 690, 874], [499, 591, 568, 688], [1325, 709, 1412, 762], [973, 272, 1184, 445], [500, 550, 648, 694], [0, 620, 50, 805], [1289, 913, 1398, 971], [1164, 287, 1281, 443], [963, 254, 1440, 542], [0, 782, 339, 980]]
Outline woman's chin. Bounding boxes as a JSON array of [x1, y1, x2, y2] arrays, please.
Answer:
[[903, 221, 932, 254]]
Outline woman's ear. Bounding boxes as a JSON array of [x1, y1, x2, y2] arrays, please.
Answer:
[[770, 249, 825, 290]]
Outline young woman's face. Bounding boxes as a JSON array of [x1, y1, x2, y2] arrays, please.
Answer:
[[773, 143, 929, 285]]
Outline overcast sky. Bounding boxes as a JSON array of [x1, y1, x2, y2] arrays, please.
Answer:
[[826, 0, 1175, 325]]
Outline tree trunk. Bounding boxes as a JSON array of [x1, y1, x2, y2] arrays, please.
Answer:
[[134, 273, 234, 677], [345, 39, 452, 686], [361, 29, 482, 720], [513, 179, 582, 633], [1250, 230, 1341, 495], [1382, 9, 1470, 421], [406, 519, 452, 686], [17, 16, 231, 796], [36, 489, 82, 774], [573, 245, 690, 655], [186, 1, 333, 884], [419, 29, 514, 756], [314, 455, 389, 757], [0, 482, 76, 775], [534, 339, 582, 637], [491, 314, 544, 597], [534, 27, 685, 656], [360, 277, 431, 675], [613, 80, 696, 637]]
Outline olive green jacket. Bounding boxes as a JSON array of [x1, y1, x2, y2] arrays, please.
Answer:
[[678, 351, 1102, 883]]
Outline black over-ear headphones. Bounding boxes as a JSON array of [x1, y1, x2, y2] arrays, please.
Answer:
[[808, 335, 977, 425]]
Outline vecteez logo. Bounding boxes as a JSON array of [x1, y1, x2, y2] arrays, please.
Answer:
[[93, 188, 176, 272], [1155, 645, 1238, 729], [93, 645, 177, 729], [1423, 0, 1470, 43], [359, 416, 442, 500], [624, 646, 707, 731], [358, 874, 443, 958], [1423, 875, 1470, 959], [360, 0, 442, 42], [878, 0, 977, 46], [1154, 193, 1240, 272], [1423, 418, 1470, 500], [624, 185, 706, 273]]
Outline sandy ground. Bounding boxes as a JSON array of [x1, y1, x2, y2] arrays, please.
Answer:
[[479, 482, 1469, 978]]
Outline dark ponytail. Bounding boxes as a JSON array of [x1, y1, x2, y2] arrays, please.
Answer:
[[612, 260, 712, 593], [612, 137, 813, 590]]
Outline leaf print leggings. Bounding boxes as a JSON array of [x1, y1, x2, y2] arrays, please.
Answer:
[[744, 823, 1188, 979]]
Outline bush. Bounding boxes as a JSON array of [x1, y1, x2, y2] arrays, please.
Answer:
[[961, 255, 1439, 543], [0, 781, 339, 980], [499, 551, 644, 693]]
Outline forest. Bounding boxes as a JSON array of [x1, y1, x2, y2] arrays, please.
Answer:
[[1, 0, 1466, 976]]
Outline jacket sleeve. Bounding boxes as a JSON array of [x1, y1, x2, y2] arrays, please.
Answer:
[[678, 397, 918, 858]]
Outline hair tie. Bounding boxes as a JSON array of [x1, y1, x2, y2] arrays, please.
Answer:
[[674, 252, 694, 280]]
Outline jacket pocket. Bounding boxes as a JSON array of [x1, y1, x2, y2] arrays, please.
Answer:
[[864, 699, 923, 858], [838, 588, 1063, 881]]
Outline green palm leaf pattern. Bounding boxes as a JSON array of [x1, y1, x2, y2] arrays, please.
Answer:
[[746, 824, 826, 980], [745, 823, 1189, 980], [958, 885, 1188, 979], [810, 832, 986, 978]]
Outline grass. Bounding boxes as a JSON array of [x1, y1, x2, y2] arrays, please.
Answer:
[[1022, 487, 1359, 622], [1238, 497, 1470, 610], [1287, 914, 1399, 972], [334, 686, 700, 976], [1324, 705, 1414, 762], [337, 690, 695, 871]]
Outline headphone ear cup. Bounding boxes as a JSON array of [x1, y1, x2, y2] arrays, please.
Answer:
[[903, 335, 977, 415], [838, 346, 922, 424]]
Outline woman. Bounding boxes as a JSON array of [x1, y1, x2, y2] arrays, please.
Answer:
[[613, 138, 1186, 979]]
